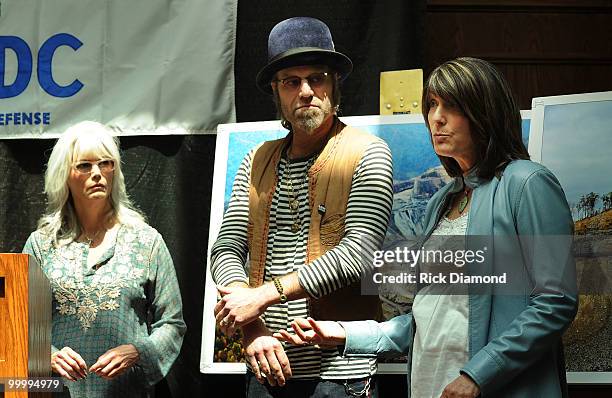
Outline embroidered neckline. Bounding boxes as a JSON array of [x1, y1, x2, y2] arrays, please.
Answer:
[[41, 225, 151, 330]]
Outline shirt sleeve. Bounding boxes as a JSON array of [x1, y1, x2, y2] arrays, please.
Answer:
[[341, 313, 414, 359], [209, 150, 253, 287], [298, 139, 394, 298], [133, 234, 186, 387]]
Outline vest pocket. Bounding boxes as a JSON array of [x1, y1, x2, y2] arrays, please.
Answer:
[[320, 213, 345, 248]]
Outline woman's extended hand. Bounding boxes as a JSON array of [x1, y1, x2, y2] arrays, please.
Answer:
[[51, 347, 88, 381], [273, 317, 346, 347], [89, 344, 140, 379]]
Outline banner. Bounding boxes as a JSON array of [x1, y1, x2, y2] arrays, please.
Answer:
[[0, 0, 236, 138]]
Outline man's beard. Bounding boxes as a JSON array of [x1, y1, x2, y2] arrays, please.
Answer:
[[287, 101, 333, 133], [294, 107, 326, 132]]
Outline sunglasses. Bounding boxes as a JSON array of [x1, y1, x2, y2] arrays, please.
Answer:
[[274, 72, 331, 91], [72, 159, 115, 174]]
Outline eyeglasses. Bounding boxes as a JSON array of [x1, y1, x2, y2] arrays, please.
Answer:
[[274, 72, 331, 91], [72, 159, 115, 174]]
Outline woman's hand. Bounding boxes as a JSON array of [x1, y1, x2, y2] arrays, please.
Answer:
[[51, 347, 88, 381], [273, 317, 346, 347], [89, 344, 140, 379], [440, 374, 480, 398]]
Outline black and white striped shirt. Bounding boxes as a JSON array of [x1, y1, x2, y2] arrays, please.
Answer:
[[211, 137, 393, 379]]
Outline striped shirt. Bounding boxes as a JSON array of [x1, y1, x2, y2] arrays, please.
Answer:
[[211, 137, 393, 379]]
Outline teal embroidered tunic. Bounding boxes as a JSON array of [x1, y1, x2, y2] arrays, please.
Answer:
[[23, 223, 186, 398]]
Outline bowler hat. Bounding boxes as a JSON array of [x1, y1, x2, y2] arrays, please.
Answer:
[[256, 17, 353, 94]]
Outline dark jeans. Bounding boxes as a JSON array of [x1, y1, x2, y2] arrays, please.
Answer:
[[245, 371, 378, 398]]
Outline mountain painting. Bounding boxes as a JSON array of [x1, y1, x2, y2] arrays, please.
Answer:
[[218, 115, 530, 317], [207, 114, 532, 370]]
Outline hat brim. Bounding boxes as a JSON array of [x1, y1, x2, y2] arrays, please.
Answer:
[[256, 48, 353, 94]]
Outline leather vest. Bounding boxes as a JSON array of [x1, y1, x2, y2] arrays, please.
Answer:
[[247, 118, 382, 321]]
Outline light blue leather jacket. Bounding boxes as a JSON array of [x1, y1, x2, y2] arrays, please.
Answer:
[[342, 160, 578, 397]]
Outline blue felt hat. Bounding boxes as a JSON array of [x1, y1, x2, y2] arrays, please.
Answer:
[[256, 17, 353, 94]]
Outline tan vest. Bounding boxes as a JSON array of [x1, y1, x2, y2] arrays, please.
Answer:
[[247, 118, 382, 321]]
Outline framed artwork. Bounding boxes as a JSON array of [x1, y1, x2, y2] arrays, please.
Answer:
[[529, 91, 612, 384], [201, 112, 532, 374]]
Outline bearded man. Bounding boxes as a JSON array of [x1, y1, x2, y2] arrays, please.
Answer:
[[210, 17, 393, 397]]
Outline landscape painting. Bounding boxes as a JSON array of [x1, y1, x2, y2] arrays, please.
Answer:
[[202, 113, 533, 374], [530, 92, 612, 382]]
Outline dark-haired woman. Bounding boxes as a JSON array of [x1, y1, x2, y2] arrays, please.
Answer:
[[275, 57, 578, 398]]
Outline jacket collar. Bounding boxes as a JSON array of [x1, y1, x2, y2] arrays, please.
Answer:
[[463, 169, 489, 189], [447, 167, 491, 193]]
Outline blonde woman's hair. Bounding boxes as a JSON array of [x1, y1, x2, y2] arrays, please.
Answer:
[[38, 121, 145, 246]]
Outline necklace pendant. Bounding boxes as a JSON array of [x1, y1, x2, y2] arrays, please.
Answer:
[[458, 195, 469, 214], [289, 199, 299, 211], [291, 222, 300, 233]]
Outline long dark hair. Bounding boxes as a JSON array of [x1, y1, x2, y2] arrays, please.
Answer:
[[422, 57, 529, 179]]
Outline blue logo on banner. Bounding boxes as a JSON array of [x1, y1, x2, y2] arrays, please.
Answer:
[[0, 33, 84, 99]]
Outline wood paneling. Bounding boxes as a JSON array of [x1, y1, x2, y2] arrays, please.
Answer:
[[0, 255, 29, 398], [0, 255, 28, 388], [425, 0, 612, 109], [428, 0, 612, 13], [0, 254, 51, 398]]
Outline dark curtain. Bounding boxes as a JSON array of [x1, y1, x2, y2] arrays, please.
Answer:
[[0, 1, 424, 396], [235, 0, 425, 121]]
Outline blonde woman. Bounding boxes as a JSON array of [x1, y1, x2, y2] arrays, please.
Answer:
[[23, 121, 185, 397]]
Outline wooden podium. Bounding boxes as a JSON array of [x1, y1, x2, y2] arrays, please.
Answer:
[[0, 254, 51, 398]]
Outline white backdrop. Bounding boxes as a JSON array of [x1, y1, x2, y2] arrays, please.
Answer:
[[0, 0, 236, 138]]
